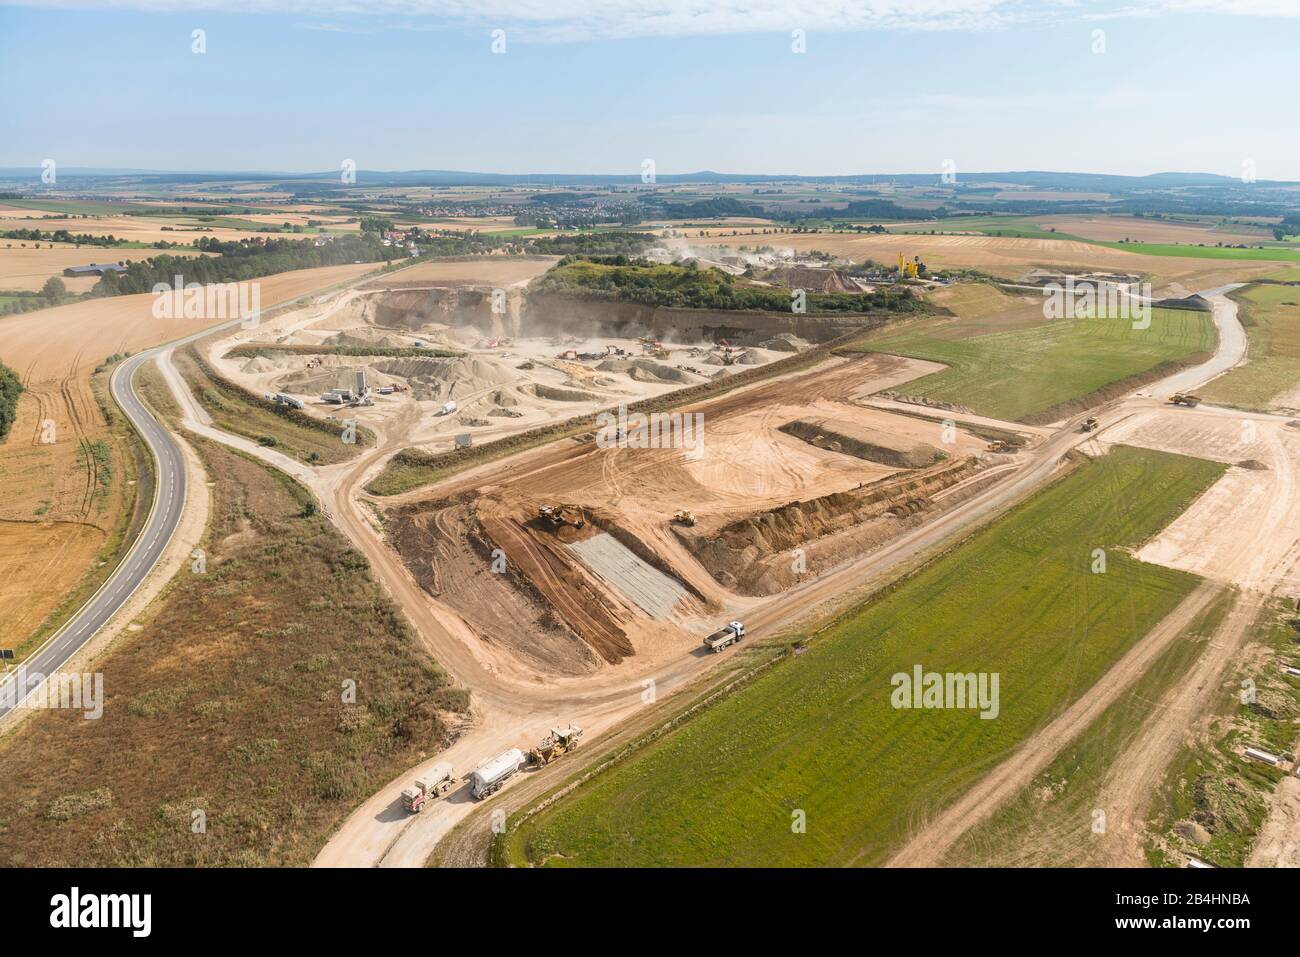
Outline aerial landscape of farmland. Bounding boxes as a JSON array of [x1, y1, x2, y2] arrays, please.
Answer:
[[2, 0, 1298, 942]]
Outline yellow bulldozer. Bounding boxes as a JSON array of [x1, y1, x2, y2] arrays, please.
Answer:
[[673, 509, 696, 527], [528, 725, 583, 767]]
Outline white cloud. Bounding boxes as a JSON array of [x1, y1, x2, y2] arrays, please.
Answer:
[[2, 0, 1297, 41]]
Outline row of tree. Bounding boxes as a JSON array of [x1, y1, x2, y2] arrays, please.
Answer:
[[0, 361, 23, 442]]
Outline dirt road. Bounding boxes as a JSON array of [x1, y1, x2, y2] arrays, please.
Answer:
[[891, 290, 1300, 868], [1091, 592, 1264, 866], [887, 582, 1224, 867]]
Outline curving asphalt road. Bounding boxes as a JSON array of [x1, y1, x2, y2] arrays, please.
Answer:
[[0, 329, 227, 721]]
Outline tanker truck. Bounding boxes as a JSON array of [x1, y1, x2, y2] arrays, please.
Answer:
[[468, 748, 525, 800], [400, 762, 455, 814]]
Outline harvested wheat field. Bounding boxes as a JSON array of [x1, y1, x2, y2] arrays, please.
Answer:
[[359, 256, 557, 289], [0, 245, 209, 293], [1039, 215, 1270, 245], [672, 232, 1279, 292], [0, 262, 377, 381], [0, 214, 319, 246], [0, 519, 104, 647], [0, 261, 379, 654]]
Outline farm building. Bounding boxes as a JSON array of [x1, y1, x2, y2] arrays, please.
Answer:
[[62, 263, 127, 278]]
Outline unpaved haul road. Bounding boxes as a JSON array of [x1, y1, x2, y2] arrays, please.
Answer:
[[889, 290, 1286, 868]]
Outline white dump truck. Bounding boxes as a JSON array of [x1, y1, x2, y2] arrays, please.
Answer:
[[469, 748, 525, 800], [437, 400, 458, 416], [703, 620, 746, 653], [400, 762, 455, 814]]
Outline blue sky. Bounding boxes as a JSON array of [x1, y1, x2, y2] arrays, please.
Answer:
[[2, 1, 1298, 178]]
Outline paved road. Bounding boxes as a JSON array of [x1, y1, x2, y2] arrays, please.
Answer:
[[0, 332, 224, 721]]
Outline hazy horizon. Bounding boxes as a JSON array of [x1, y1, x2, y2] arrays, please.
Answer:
[[4, 1, 1300, 179]]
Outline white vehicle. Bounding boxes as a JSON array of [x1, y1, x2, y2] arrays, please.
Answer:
[[469, 748, 525, 800], [437, 400, 458, 416], [400, 763, 455, 814], [703, 620, 746, 653], [1243, 746, 1280, 766]]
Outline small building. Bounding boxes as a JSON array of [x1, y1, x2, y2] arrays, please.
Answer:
[[63, 263, 127, 278]]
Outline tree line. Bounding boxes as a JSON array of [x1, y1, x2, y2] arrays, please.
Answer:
[[0, 361, 23, 442]]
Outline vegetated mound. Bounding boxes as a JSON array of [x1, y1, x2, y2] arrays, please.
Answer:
[[780, 418, 944, 469], [1236, 459, 1269, 471], [767, 265, 859, 293], [324, 331, 407, 350], [526, 383, 601, 403], [372, 355, 516, 401]]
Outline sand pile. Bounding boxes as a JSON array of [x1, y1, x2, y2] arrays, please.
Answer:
[[280, 364, 400, 395], [759, 333, 808, 352], [528, 383, 601, 403], [373, 355, 516, 401], [241, 356, 278, 374], [767, 266, 857, 293]]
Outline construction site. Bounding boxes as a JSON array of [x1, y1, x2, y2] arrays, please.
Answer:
[[176, 244, 1061, 691]]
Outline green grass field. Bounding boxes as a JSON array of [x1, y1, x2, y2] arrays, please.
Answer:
[[1098, 241, 1300, 262], [1199, 284, 1300, 411], [848, 306, 1213, 422], [504, 446, 1225, 867], [942, 586, 1232, 866]]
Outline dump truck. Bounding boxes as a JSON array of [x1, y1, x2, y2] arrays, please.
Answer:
[[469, 748, 525, 800], [673, 509, 696, 526], [1171, 393, 1201, 407], [1081, 416, 1099, 432], [539, 503, 584, 528], [703, 620, 745, 653], [400, 762, 455, 814], [528, 725, 583, 767]]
